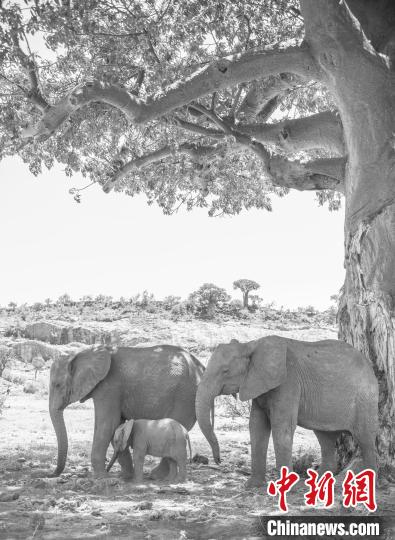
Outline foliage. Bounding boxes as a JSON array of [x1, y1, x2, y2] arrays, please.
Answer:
[[163, 295, 182, 311], [188, 283, 231, 318], [221, 395, 251, 419], [233, 279, 260, 308], [292, 450, 316, 477], [0, 0, 342, 214]]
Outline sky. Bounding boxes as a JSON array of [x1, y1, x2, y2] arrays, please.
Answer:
[[0, 157, 345, 309]]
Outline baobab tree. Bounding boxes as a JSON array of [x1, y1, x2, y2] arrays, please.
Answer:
[[1, 1, 394, 474], [233, 279, 260, 309]]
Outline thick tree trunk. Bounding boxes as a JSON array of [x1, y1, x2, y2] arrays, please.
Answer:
[[243, 292, 249, 309], [301, 0, 395, 474]]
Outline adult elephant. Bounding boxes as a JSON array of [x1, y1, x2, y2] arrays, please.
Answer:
[[196, 336, 378, 488], [49, 344, 204, 478]]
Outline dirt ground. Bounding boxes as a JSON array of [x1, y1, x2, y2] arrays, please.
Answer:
[[0, 320, 394, 539]]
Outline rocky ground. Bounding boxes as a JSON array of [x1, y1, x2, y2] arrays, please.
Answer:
[[0, 313, 394, 539]]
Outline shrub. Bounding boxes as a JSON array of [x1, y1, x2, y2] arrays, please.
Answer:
[[188, 283, 230, 319], [292, 450, 316, 476], [163, 296, 182, 311], [222, 395, 251, 418], [225, 299, 244, 317], [0, 346, 13, 376], [23, 381, 40, 394], [0, 387, 10, 416], [170, 302, 188, 319]]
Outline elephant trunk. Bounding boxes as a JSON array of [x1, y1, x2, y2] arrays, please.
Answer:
[[106, 451, 118, 473], [196, 383, 221, 464], [49, 407, 68, 476]]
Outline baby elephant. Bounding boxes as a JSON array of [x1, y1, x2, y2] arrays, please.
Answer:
[[107, 418, 192, 483]]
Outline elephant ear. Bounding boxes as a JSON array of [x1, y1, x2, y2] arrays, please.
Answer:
[[239, 337, 288, 401], [113, 420, 134, 452], [68, 345, 112, 403]]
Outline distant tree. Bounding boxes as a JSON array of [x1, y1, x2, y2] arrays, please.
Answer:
[[80, 295, 93, 306], [233, 279, 260, 309], [7, 301, 17, 312], [249, 294, 263, 310], [32, 302, 43, 312], [44, 298, 52, 307], [189, 283, 230, 319], [57, 293, 72, 306]]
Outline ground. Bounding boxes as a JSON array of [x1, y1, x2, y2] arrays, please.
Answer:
[[0, 313, 394, 539]]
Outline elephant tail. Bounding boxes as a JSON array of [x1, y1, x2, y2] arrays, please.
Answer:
[[186, 432, 192, 464]]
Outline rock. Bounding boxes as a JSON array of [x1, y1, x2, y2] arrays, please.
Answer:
[[148, 510, 162, 520], [31, 479, 47, 489], [23, 381, 40, 394], [17, 457, 26, 463], [13, 339, 59, 364], [91, 509, 102, 517], [135, 501, 153, 511], [0, 490, 20, 502], [23, 321, 113, 346], [192, 453, 209, 465]]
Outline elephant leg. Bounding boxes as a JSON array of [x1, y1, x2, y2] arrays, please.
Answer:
[[246, 400, 271, 488], [150, 457, 171, 480], [114, 447, 134, 480], [176, 459, 187, 483], [353, 429, 377, 473], [165, 458, 178, 483], [271, 415, 296, 472], [91, 400, 121, 478], [314, 430, 339, 474], [133, 451, 145, 483]]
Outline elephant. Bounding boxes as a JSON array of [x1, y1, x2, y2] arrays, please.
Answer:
[[49, 343, 204, 478], [196, 336, 378, 488], [107, 418, 192, 483]]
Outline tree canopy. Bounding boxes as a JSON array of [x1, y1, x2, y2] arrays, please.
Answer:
[[1, 0, 341, 215]]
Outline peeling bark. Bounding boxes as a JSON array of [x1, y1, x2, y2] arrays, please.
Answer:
[[302, 0, 395, 473]]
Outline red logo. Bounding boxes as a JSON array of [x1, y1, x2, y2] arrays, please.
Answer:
[[342, 469, 377, 512], [304, 469, 336, 508], [267, 466, 300, 512]]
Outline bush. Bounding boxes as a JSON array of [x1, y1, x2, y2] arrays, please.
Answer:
[[222, 395, 251, 418], [23, 381, 40, 394], [188, 283, 230, 319], [170, 302, 188, 319], [0, 387, 10, 416], [163, 296, 182, 310], [0, 346, 12, 376], [292, 450, 316, 476]]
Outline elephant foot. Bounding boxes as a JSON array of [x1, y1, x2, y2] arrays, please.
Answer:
[[245, 476, 266, 490], [92, 470, 109, 480], [120, 471, 134, 482], [150, 458, 170, 480]]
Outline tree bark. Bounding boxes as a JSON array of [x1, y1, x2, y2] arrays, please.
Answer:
[[301, 0, 395, 474]]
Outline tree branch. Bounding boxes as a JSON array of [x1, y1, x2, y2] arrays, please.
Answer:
[[237, 73, 297, 120], [102, 142, 228, 193], [268, 156, 346, 193], [11, 30, 49, 112], [173, 116, 225, 139], [22, 45, 319, 138], [240, 110, 344, 154]]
